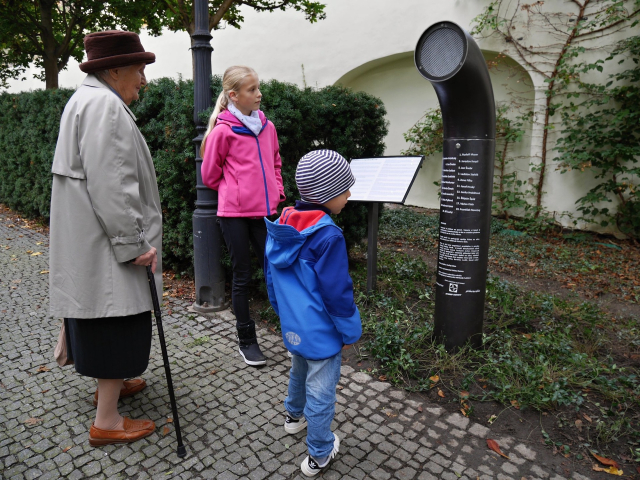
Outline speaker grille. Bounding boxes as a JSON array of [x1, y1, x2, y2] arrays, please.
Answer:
[[420, 27, 465, 78]]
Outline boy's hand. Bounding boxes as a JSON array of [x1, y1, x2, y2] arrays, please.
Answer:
[[342, 344, 353, 350]]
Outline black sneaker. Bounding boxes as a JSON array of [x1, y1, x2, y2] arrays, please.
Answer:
[[284, 414, 307, 434], [300, 433, 340, 477], [239, 343, 266, 366]]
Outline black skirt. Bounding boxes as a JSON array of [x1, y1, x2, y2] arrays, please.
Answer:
[[65, 311, 152, 379]]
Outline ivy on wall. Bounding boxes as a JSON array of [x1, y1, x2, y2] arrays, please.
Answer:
[[471, 0, 640, 238]]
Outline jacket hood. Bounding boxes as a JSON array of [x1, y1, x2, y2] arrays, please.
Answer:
[[216, 109, 266, 128], [265, 214, 335, 268]]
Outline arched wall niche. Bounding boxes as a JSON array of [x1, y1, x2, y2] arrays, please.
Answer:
[[336, 50, 535, 210]]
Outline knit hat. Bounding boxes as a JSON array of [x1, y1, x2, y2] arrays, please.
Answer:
[[295, 150, 355, 204]]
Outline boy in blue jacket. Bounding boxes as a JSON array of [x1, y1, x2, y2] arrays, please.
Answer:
[[265, 149, 362, 477]]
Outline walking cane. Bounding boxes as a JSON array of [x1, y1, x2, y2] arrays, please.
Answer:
[[146, 265, 187, 458]]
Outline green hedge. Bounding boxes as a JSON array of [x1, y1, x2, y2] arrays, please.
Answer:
[[0, 77, 388, 273]]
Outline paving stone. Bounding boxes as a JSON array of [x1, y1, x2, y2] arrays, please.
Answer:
[[0, 214, 588, 480]]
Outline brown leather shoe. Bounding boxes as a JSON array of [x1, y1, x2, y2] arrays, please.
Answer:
[[89, 417, 155, 446], [93, 378, 147, 406]]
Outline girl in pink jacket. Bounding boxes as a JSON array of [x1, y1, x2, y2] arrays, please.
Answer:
[[201, 65, 285, 366]]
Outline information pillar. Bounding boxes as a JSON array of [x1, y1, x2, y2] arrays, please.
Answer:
[[434, 139, 495, 350]]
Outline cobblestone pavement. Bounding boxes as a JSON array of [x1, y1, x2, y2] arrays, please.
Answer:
[[0, 211, 600, 480]]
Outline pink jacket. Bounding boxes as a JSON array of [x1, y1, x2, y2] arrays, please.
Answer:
[[201, 110, 285, 217]]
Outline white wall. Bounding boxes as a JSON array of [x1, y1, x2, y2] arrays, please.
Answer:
[[4, 0, 637, 234], [6, 0, 493, 92]]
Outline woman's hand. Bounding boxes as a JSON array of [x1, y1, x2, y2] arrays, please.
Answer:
[[132, 247, 157, 273]]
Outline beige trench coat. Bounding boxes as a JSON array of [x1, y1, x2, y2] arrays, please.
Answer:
[[49, 74, 162, 318]]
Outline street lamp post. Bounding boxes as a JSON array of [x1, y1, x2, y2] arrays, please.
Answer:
[[191, 0, 228, 313]]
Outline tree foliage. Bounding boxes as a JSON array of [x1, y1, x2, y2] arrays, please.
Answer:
[[0, 0, 164, 89], [0, 0, 326, 90], [153, 0, 326, 38]]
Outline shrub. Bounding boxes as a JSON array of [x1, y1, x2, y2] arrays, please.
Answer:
[[0, 76, 388, 273], [0, 88, 73, 218]]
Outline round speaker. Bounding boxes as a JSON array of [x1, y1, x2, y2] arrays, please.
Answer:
[[415, 22, 468, 82]]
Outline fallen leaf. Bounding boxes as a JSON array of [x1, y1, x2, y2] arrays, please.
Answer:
[[510, 399, 520, 409], [378, 375, 387, 381], [385, 410, 398, 418], [575, 419, 583, 431], [438, 389, 445, 398], [487, 439, 509, 459], [36, 365, 50, 373], [336, 385, 343, 390], [589, 451, 620, 469], [162, 292, 169, 297], [24, 418, 42, 425], [62, 446, 71, 452], [36, 242, 42, 245], [31, 252, 42, 256], [592, 464, 623, 475], [418, 405, 423, 412], [488, 414, 497, 424], [25, 250, 32, 254], [461, 409, 469, 417], [429, 374, 440, 383], [40, 270, 49, 274], [210, 369, 218, 375], [583, 413, 592, 423], [459, 390, 470, 399], [12, 279, 21, 283], [166, 418, 173, 423], [163, 425, 170, 436], [41, 389, 50, 393], [522, 333, 532, 339]]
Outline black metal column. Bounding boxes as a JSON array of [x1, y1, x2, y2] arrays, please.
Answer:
[[434, 139, 494, 349], [191, 0, 228, 313], [414, 21, 496, 350], [366, 202, 379, 293]]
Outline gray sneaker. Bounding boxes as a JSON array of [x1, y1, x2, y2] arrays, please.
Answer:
[[300, 433, 340, 477], [284, 413, 307, 434]]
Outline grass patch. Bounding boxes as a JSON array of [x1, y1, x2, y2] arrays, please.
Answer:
[[187, 335, 210, 348], [351, 206, 640, 451]]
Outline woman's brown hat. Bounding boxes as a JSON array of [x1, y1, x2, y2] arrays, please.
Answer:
[[79, 30, 155, 73]]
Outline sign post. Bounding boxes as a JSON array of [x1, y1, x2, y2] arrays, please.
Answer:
[[349, 156, 424, 293]]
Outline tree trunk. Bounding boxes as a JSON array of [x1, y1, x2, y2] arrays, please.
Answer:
[[44, 55, 59, 89], [39, 0, 59, 89]]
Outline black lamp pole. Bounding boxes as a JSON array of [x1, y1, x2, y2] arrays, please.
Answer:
[[191, 0, 228, 313], [414, 21, 496, 350]]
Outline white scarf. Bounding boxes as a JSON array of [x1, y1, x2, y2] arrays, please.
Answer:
[[228, 103, 263, 136]]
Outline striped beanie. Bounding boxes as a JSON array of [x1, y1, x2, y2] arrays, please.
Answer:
[[295, 150, 356, 204]]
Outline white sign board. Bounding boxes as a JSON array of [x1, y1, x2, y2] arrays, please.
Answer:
[[348, 156, 424, 203]]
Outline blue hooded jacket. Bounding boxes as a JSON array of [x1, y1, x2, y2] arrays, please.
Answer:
[[264, 202, 362, 360]]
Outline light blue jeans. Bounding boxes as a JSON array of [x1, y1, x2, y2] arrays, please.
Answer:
[[285, 351, 342, 459]]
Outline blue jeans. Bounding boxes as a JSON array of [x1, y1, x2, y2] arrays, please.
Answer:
[[285, 351, 342, 459]]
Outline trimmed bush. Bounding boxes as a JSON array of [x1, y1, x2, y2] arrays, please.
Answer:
[[0, 77, 388, 272]]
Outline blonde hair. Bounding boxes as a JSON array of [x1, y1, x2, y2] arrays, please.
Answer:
[[200, 65, 258, 157]]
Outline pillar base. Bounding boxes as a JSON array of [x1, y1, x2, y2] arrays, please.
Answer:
[[189, 301, 229, 314]]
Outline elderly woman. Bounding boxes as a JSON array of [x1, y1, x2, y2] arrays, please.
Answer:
[[50, 30, 162, 446]]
